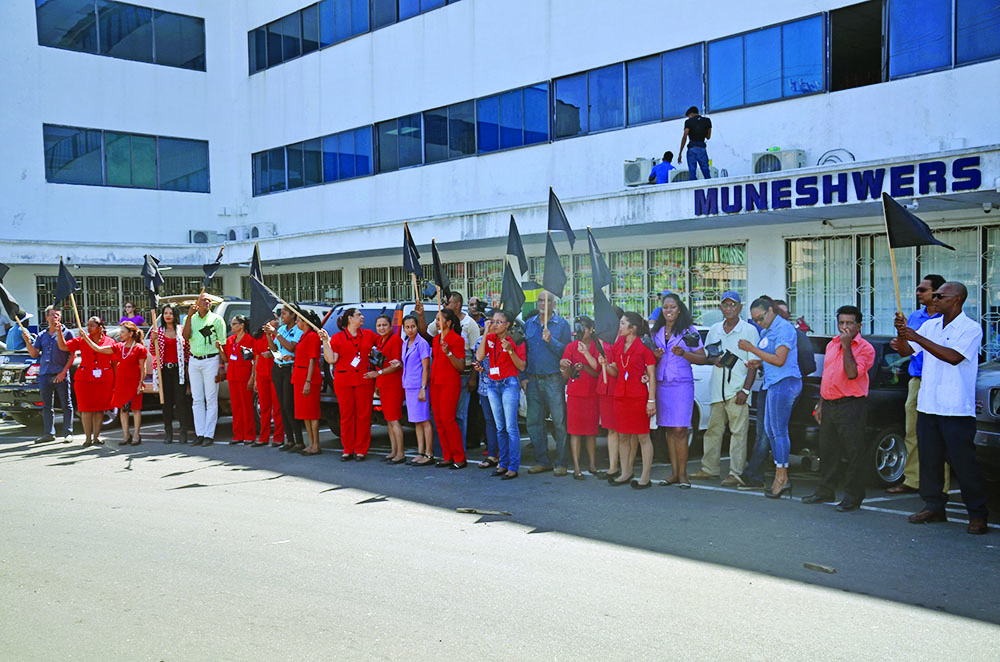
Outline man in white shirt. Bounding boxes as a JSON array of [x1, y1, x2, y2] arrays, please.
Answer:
[[690, 292, 759, 486], [894, 281, 988, 535]]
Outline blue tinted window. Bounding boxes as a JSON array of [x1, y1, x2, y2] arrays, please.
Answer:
[[663, 44, 703, 119], [322, 134, 339, 182], [36, 0, 99, 54], [424, 107, 449, 163], [708, 36, 743, 110], [372, 0, 396, 28], [98, 1, 153, 63], [399, 0, 420, 20], [523, 84, 549, 144], [554, 73, 588, 138], [449, 101, 475, 158], [154, 11, 206, 71], [253, 151, 269, 195], [159, 137, 209, 192], [268, 147, 286, 192], [337, 131, 355, 179], [957, 0, 1000, 64], [43, 125, 104, 185], [889, 0, 952, 77], [354, 127, 373, 176], [589, 64, 624, 131], [499, 89, 524, 149], [352, 0, 369, 34], [104, 132, 132, 187], [287, 143, 304, 189], [319, 0, 335, 47], [254, 27, 268, 72], [627, 56, 661, 125], [398, 114, 423, 168], [377, 120, 399, 173], [303, 138, 323, 185], [744, 26, 781, 104], [334, 0, 351, 42], [422, 0, 446, 10], [282, 13, 301, 61], [267, 21, 282, 67], [301, 6, 319, 54], [477, 96, 499, 153], [782, 16, 824, 96]]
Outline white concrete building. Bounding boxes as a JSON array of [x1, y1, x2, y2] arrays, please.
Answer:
[[3, 0, 1000, 352]]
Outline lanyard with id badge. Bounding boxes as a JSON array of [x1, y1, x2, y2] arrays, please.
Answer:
[[488, 336, 504, 378]]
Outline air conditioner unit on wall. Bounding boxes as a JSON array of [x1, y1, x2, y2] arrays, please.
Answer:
[[624, 158, 654, 186], [751, 149, 807, 174], [188, 229, 216, 244], [226, 225, 252, 241], [250, 222, 277, 238], [669, 166, 720, 183]]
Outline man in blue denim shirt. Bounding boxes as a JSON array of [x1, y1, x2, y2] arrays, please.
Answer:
[[21, 306, 75, 444], [525, 291, 572, 475]]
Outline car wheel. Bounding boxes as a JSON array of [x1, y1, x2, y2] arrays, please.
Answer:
[[10, 413, 42, 428], [326, 405, 341, 437], [100, 409, 117, 428], [868, 426, 907, 487]]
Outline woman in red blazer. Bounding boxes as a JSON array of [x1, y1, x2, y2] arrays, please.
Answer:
[[364, 314, 405, 463], [219, 315, 256, 445], [431, 308, 466, 469], [58, 316, 114, 448], [320, 307, 378, 461], [292, 310, 323, 455]]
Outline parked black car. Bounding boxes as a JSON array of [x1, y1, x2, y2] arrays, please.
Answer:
[[973, 361, 1000, 482], [749, 335, 911, 488]]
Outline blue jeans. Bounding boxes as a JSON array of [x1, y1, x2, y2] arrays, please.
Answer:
[[743, 389, 769, 483], [764, 377, 801, 468], [457, 374, 471, 445], [687, 146, 710, 180], [526, 374, 567, 468], [479, 393, 499, 459], [487, 376, 521, 472], [39, 372, 73, 437]]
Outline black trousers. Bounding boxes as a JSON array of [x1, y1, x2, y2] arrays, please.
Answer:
[[161, 365, 190, 434], [273, 364, 303, 445], [816, 396, 868, 501], [917, 413, 988, 518]]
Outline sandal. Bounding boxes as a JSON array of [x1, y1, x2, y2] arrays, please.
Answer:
[[478, 457, 499, 469], [573, 471, 585, 480], [659, 477, 681, 487], [491, 467, 508, 477], [301, 449, 322, 456], [500, 471, 518, 481]]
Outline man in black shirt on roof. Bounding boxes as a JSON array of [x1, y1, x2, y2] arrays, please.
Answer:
[[678, 106, 712, 180]]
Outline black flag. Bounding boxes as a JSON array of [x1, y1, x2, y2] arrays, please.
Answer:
[[0, 262, 9, 283], [249, 243, 263, 281], [54, 258, 79, 304], [141, 254, 164, 309], [882, 193, 954, 250], [593, 286, 619, 344], [500, 261, 525, 316], [506, 215, 528, 277], [431, 239, 451, 297], [403, 223, 423, 278], [542, 232, 567, 298], [249, 276, 280, 334], [548, 188, 576, 249], [0, 283, 26, 325], [202, 246, 224, 288], [587, 228, 612, 290]]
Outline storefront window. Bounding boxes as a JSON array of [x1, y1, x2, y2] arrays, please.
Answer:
[[689, 244, 747, 326], [786, 236, 854, 335], [468, 259, 504, 307]]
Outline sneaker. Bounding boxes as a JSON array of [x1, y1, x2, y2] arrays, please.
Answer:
[[720, 474, 743, 488], [527, 464, 554, 474], [553, 466, 569, 477], [737, 477, 766, 491], [62, 434, 74, 444], [690, 469, 719, 480]]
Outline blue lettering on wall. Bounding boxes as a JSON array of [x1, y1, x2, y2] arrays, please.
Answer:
[[695, 188, 718, 215], [721, 186, 742, 213], [952, 156, 982, 191], [890, 164, 915, 198], [795, 175, 819, 206], [822, 173, 848, 204], [918, 161, 947, 194], [746, 182, 768, 211], [771, 179, 792, 209], [851, 168, 886, 201]]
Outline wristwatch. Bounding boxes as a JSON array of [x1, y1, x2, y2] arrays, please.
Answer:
[[740, 388, 751, 395], [377, 369, 383, 375]]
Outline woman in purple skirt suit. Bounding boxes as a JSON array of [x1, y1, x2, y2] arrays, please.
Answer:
[[400, 314, 433, 466]]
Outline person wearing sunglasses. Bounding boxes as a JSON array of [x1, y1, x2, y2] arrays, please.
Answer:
[[893, 282, 988, 535], [888, 274, 948, 496]]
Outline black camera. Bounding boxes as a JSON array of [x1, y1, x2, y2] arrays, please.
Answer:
[[682, 329, 701, 348], [369, 347, 386, 370], [240, 346, 254, 361], [717, 350, 739, 370], [705, 341, 723, 358]]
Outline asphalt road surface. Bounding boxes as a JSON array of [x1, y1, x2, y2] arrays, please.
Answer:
[[2, 416, 999, 661]]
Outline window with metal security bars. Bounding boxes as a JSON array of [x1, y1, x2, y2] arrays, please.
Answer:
[[120, 276, 149, 319], [467, 259, 504, 308], [444, 262, 465, 298], [528, 255, 573, 318], [277, 273, 297, 303], [162, 275, 221, 296], [389, 266, 413, 302], [647, 247, 688, 315], [316, 270, 343, 304], [297, 272, 316, 302], [35, 275, 78, 322], [689, 244, 748, 323], [572, 254, 594, 317], [608, 250, 645, 314], [83, 276, 120, 323], [360, 267, 389, 302]]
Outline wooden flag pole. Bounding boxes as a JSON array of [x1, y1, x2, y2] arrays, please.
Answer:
[[882, 208, 904, 315], [68, 292, 83, 331], [412, 273, 419, 302], [276, 297, 320, 334], [150, 306, 164, 404]]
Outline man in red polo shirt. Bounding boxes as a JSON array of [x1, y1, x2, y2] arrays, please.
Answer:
[[802, 305, 876, 512]]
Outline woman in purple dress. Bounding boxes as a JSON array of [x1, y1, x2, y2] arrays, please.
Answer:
[[652, 292, 706, 488], [400, 314, 433, 466], [119, 302, 145, 326]]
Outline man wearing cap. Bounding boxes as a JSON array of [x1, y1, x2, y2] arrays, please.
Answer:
[[690, 292, 758, 485], [648, 290, 673, 323], [21, 306, 75, 443]]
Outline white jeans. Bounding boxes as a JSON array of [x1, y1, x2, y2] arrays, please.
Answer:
[[189, 355, 220, 439]]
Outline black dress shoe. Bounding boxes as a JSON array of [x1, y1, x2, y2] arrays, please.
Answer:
[[435, 460, 452, 468], [500, 471, 518, 480], [608, 477, 631, 486], [630, 479, 652, 490], [341, 453, 355, 462], [164, 431, 174, 444], [491, 468, 507, 477], [355, 454, 366, 462], [835, 499, 862, 512], [450, 461, 468, 470], [179, 432, 188, 444], [802, 493, 836, 504], [278, 443, 294, 452], [190, 437, 203, 447], [202, 438, 214, 447], [252, 441, 267, 447]]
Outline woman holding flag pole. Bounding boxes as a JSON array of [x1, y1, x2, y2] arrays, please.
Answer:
[[82, 320, 147, 446], [57, 316, 115, 447], [319, 307, 378, 461]]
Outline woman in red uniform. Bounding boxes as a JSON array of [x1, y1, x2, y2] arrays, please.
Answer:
[[292, 310, 323, 455], [595, 308, 623, 481], [602, 312, 657, 489], [319, 308, 378, 461], [364, 314, 405, 463], [57, 316, 115, 447], [560, 316, 601, 479], [431, 308, 466, 469], [250, 327, 283, 448], [219, 315, 255, 445], [89, 320, 147, 446]]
